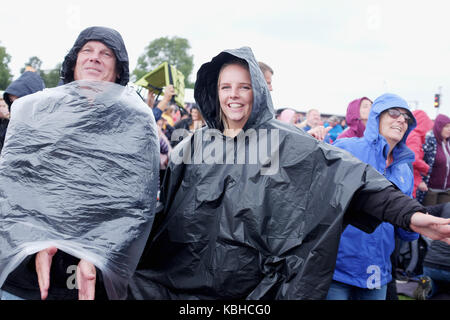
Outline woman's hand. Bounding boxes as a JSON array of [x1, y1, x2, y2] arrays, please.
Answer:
[[410, 212, 450, 244], [306, 126, 331, 141], [418, 181, 428, 192], [36, 247, 96, 300]]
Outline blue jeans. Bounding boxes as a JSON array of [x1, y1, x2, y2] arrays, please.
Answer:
[[326, 280, 388, 300], [0, 289, 25, 300], [423, 266, 450, 298]]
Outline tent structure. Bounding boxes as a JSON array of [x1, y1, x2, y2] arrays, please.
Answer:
[[135, 62, 185, 108]]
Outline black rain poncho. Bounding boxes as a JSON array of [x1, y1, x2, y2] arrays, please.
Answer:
[[128, 47, 393, 300], [0, 80, 159, 299]]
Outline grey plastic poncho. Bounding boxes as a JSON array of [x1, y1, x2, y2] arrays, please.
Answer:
[[0, 80, 159, 299]]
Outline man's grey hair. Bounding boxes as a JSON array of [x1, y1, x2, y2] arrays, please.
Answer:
[[328, 116, 339, 123]]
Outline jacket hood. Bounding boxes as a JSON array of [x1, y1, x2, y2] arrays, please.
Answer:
[[364, 93, 416, 147], [411, 110, 433, 136], [345, 97, 371, 136], [3, 71, 45, 109], [61, 26, 129, 86], [194, 47, 274, 131], [433, 113, 450, 144]]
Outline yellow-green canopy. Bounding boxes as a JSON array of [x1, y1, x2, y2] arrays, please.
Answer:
[[135, 62, 185, 108]]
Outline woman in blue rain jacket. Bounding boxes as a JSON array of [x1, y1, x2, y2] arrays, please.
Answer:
[[327, 93, 419, 300]]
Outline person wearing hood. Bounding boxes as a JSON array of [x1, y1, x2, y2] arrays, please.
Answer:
[[0, 71, 45, 152], [0, 26, 159, 301], [127, 48, 450, 300], [327, 93, 419, 300], [406, 110, 434, 199], [419, 114, 450, 205], [337, 97, 372, 139]]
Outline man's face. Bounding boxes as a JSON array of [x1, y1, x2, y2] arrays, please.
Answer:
[[263, 71, 273, 91], [73, 41, 118, 83]]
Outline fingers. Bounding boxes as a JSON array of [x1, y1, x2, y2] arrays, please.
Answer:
[[77, 259, 96, 300], [411, 212, 450, 227], [414, 223, 450, 242], [35, 246, 58, 300], [434, 223, 450, 236], [429, 216, 450, 226]]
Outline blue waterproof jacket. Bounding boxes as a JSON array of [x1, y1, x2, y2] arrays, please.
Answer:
[[332, 93, 419, 288]]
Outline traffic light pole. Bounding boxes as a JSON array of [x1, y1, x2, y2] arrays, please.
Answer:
[[434, 86, 442, 117]]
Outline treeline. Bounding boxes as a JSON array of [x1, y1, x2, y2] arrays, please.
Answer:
[[0, 36, 194, 90]]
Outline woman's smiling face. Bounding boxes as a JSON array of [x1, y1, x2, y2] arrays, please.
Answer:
[[218, 63, 253, 130]]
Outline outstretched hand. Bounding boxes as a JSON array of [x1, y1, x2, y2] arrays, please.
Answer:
[[35, 247, 96, 300], [77, 259, 96, 300], [410, 212, 450, 244], [306, 126, 332, 141], [35, 246, 58, 300]]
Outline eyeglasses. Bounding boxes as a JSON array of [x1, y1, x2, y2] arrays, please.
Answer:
[[387, 109, 413, 125]]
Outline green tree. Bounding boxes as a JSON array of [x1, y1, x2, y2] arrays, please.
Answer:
[[20, 56, 43, 74], [133, 36, 194, 88], [0, 43, 13, 90], [20, 57, 61, 88], [41, 63, 62, 88]]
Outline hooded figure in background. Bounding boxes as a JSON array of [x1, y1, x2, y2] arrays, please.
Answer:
[[420, 114, 450, 205], [0, 26, 159, 300], [126, 47, 446, 300], [337, 97, 372, 139], [0, 71, 45, 152]]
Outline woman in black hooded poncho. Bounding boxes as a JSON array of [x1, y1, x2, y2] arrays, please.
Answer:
[[129, 47, 450, 300]]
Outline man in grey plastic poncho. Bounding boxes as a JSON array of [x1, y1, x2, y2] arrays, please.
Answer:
[[0, 26, 159, 300]]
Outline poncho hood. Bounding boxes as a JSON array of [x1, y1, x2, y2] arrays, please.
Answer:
[[433, 113, 450, 144], [364, 93, 416, 158], [61, 26, 129, 86]]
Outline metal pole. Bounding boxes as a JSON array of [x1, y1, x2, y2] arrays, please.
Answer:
[[436, 86, 442, 117]]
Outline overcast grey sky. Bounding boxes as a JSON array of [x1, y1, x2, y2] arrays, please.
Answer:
[[1, 0, 449, 118]]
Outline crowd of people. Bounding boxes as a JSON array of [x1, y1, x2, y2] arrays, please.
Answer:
[[0, 26, 449, 301]]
